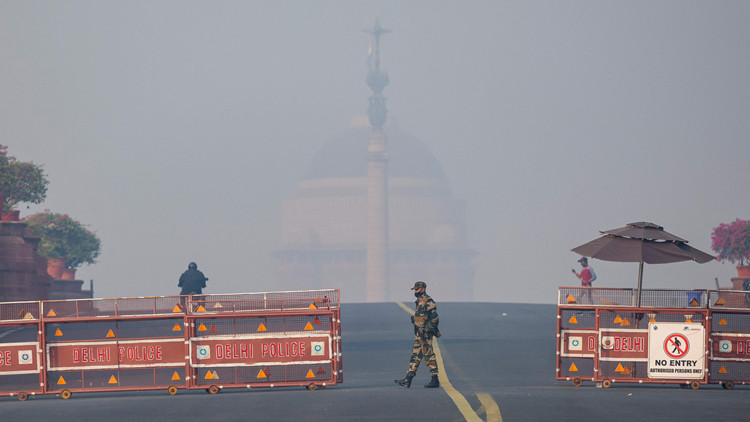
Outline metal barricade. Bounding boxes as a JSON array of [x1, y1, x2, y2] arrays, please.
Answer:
[[557, 287, 714, 389], [187, 293, 341, 390], [0, 289, 342, 400], [0, 301, 43, 401], [557, 306, 597, 385], [707, 290, 750, 389]]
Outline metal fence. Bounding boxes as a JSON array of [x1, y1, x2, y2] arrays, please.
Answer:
[[0, 289, 342, 401], [558, 287, 708, 309], [557, 287, 750, 389], [0, 301, 41, 322]]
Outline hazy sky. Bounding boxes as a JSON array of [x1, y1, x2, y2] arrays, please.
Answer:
[[3, 1, 748, 303]]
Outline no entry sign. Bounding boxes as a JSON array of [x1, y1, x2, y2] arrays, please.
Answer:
[[647, 322, 705, 379], [664, 333, 689, 359]]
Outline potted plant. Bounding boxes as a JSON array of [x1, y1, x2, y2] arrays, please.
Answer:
[[0, 144, 48, 220], [711, 218, 750, 278], [24, 211, 101, 279]]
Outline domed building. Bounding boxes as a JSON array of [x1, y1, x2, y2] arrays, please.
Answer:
[[273, 21, 474, 302], [273, 117, 475, 302]]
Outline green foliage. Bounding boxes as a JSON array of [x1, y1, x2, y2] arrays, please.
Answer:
[[0, 144, 48, 211], [25, 211, 101, 268]]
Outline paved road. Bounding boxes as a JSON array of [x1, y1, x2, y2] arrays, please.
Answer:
[[2, 302, 749, 421]]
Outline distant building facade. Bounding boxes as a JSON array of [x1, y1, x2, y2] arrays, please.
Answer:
[[273, 117, 475, 302]]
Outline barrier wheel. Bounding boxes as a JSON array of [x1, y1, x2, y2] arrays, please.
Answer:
[[602, 379, 612, 389], [306, 383, 317, 391], [167, 385, 178, 395], [207, 384, 220, 394], [572, 377, 583, 387], [17, 392, 29, 401], [690, 380, 700, 390], [60, 389, 72, 400], [725, 381, 735, 390]]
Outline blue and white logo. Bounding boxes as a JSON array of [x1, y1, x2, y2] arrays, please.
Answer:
[[196, 345, 210, 359], [568, 336, 583, 351], [719, 340, 732, 353], [311, 341, 325, 356], [18, 350, 32, 365]]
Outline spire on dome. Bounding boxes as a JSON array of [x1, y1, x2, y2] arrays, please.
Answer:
[[364, 18, 390, 131]]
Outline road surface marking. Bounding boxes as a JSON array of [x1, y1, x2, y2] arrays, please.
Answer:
[[477, 393, 503, 422], [396, 302, 484, 422]]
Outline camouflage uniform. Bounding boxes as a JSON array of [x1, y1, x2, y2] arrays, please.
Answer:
[[408, 292, 440, 375], [395, 281, 441, 388]]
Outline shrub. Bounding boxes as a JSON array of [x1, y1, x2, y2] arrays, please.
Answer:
[[25, 211, 101, 268], [711, 219, 750, 266]]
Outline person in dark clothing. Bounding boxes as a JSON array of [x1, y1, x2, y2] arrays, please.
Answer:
[[178, 262, 208, 295]]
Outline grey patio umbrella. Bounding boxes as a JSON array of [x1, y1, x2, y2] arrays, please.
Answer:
[[571, 222, 714, 307]]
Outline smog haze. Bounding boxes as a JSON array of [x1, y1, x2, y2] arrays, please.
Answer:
[[3, 1, 748, 302]]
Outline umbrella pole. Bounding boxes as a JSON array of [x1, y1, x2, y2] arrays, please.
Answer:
[[636, 262, 644, 308]]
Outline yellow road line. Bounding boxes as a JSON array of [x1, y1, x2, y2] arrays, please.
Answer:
[[477, 393, 503, 422], [396, 302, 483, 422]]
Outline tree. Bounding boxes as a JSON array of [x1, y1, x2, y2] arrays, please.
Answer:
[[0, 144, 48, 211]]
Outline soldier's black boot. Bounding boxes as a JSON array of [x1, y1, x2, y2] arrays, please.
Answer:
[[394, 372, 415, 388], [424, 374, 440, 388]]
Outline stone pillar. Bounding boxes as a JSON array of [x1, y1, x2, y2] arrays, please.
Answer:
[[366, 131, 389, 302], [363, 19, 391, 302]]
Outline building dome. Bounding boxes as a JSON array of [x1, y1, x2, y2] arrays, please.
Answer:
[[305, 121, 446, 181], [274, 118, 475, 302]]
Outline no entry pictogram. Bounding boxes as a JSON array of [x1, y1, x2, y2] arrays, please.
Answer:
[[648, 322, 705, 380], [663, 333, 689, 359]]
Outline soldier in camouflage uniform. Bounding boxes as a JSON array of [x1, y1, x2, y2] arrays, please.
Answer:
[[395, 281, 441, 388]]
